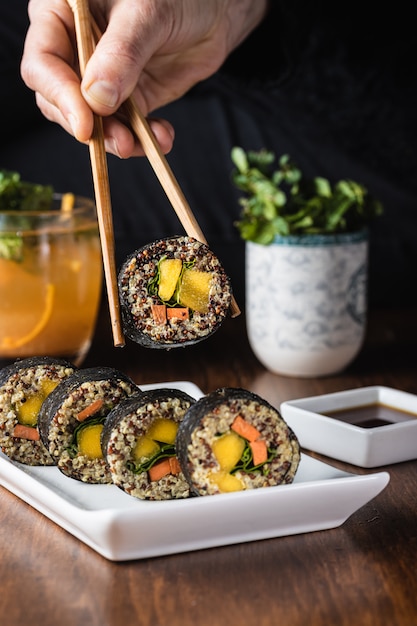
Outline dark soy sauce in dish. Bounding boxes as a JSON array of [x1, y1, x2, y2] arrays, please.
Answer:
[[321, 404, 417, 429]]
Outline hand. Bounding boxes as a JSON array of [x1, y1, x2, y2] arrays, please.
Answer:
[[21, 0, 268, 158]]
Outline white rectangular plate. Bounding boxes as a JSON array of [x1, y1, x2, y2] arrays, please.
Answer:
[[0, 381, 389, 561]]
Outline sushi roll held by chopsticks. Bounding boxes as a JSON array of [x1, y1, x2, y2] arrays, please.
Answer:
[[118, 236, 232, 348]]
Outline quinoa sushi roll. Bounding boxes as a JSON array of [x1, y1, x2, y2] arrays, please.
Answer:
[[102, 388, 196, 500], [38, 367, 138, 483], [176, 387, 300, 496], [118, 236, 232, 348], [0, 356, 75, 465]]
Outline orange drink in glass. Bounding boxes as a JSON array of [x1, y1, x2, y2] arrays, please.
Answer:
[[0, 194, 102, 366]]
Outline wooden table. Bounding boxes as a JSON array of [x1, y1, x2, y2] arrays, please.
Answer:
[[1, 304, 417, 626]]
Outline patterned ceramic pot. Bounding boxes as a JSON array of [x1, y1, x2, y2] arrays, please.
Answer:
[[245, 231, 368, 377]]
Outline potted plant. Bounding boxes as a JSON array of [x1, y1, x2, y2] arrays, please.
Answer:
[[231, 147, 383, 377]]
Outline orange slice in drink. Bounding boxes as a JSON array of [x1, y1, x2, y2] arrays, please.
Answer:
[[1, 283, 55, 349]]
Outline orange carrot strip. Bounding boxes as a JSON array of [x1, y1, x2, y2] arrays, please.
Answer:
[[151, 304, 167, 324], [231, 415, 262, 442], [250, 439, 268, 466], [167, 307, 189, 320], [148, 458, 172, 482], [77, 398, 104, 422], [169, 456, 181, 475], [13, 424, 40, 441]]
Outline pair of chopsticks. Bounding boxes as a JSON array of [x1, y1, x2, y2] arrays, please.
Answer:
[[69, 0, 240, 348]]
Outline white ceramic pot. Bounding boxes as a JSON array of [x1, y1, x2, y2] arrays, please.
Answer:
[[245, 231, 368, 377]]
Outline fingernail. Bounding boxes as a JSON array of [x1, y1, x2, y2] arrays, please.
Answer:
[[85, 81, 119, 108]]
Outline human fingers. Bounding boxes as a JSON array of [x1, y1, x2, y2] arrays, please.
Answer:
[[81, 0, 269, 117], [80, 0, 171, 118], [102, 116, 175, 158], [21, 0, 95, 142], [34, 89, 174, 158], [23, 0, 174, 156]]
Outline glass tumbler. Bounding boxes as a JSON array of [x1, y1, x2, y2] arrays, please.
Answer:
[[0, 193, 103, 366]]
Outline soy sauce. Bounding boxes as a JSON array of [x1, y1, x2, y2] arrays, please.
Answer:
[[322, 404, 417, 428]]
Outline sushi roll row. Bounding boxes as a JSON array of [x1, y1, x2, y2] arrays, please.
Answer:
[[118, 235, 232, 349], [0, 358, 300, 500]]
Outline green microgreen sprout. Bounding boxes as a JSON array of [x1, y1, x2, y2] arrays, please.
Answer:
[[231, 147, 383, 245]]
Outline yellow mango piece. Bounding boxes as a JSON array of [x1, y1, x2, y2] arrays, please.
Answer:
[[40, 379, 60, 397], [147, 418, 178, 444], [77, 424, 104, 459], [210, 471, 244, 493], [178, 269, 213, 313], [212, 431, 245, 472], [134, 435, 160, 460], [17, 378, 60, 427], [17, 394, 44, 427], [158, 258, 183, 301]]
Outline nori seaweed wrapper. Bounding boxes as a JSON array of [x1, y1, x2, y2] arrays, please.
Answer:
[[0, 356, 75, 387]]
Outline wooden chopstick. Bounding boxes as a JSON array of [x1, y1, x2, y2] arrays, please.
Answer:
[[69, 0, 125, 347], [123, 100, 241, 318], [89, 18, 241, 319]]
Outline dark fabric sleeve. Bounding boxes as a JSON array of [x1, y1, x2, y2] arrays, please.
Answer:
[[220, 1, 315, 86]]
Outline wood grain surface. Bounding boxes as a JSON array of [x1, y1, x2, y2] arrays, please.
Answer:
[[1, 303, 416, 626]]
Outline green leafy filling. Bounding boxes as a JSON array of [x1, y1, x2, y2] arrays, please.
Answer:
[[66, 415, 107, 458], [127, 442, 176, 474], [231, 439, 277, 476], [147, 256, 196, 307]]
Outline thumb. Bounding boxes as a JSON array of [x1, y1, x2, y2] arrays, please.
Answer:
[[80, 11, 160, 116]]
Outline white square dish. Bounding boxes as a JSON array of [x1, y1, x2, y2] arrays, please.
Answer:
[[281, 386, 417, 468], [0, 381, 389, 560]]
